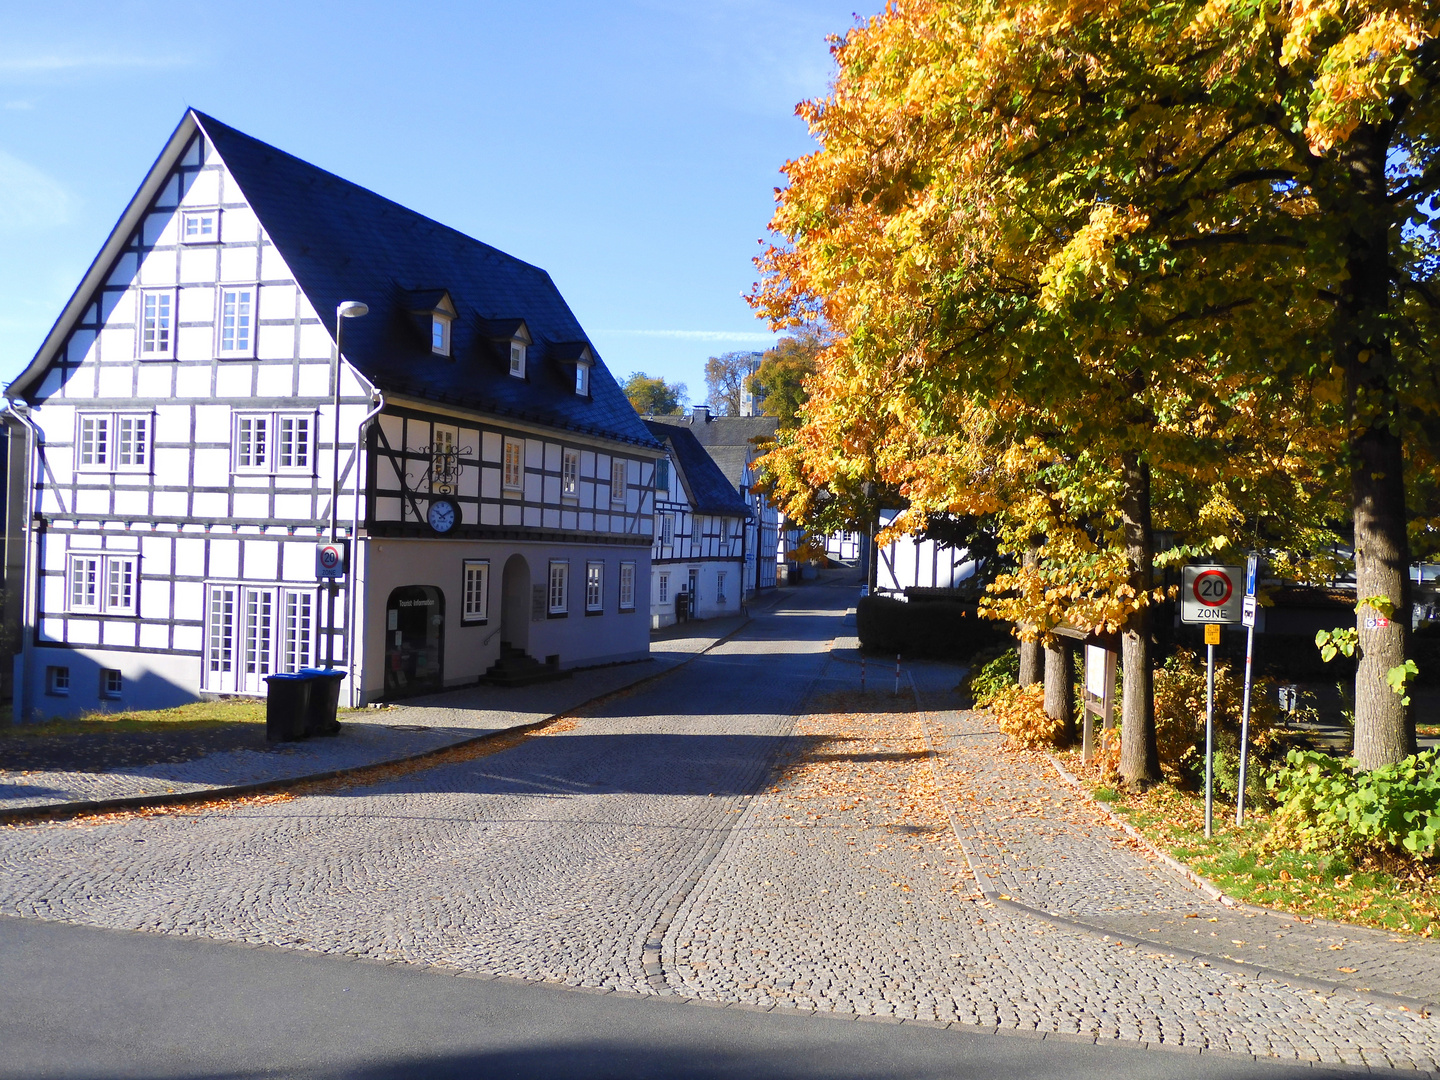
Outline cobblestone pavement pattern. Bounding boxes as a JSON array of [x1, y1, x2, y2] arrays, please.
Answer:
[[2, 584, 1440, 1072], [923, 696, 1440, 1008], [0, 616, 744, 814]]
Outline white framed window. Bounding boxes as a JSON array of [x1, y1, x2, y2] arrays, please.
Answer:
[[100, 668, 123, 699], [562, 449, 579, 497], [431, 314, 452, 356], [548, 560, 569, 615], [717, 572, 727, 604], [235, 415, 269, 471], [660, 515, 673, 546], [611, 458, 626, 503], [509, 342, 526, 378], [78, 413, 150, 472], [278, 415, 311, 470], [68, 553, 137, 615], [282, 591, 314, 673], [585, 561, 603, 613], [432, 426, 457, 487], [217, 286, 255, 357], [46, 666, 69, 696], [234, 413, 313, 474], [182, 210, 218, 242], [205, 584, 317, 693], [106, 555, 136, 614], [655, 458, 670, 492], [138, 290, 175, 357], [575, 361, 590, 396], [463, 559, 489, 624], [658, 573, 669, 604], [503, 437, 524, 491], [619, 561, 636, 611]]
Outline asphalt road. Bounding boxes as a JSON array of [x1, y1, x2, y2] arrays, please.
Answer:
[[0, 914, 1359, 1080]]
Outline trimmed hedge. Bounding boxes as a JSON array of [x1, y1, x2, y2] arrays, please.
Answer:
[[856, 596, 1009, 660]]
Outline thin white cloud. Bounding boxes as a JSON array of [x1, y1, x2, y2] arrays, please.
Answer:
[[4, 100, 34, 110], [0, 150, 74, 232], [601, 329, 776, 342], [0, 54, 190, 75]]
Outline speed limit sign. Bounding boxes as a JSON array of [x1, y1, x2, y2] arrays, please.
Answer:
[[315, 541, 348, 580], [1181, 565, 1243, 624]]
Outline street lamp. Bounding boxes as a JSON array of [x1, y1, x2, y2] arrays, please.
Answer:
[[327, 301, 367, 669], [331, 301, 368, 543]]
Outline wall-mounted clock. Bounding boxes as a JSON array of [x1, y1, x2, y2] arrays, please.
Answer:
[[427, 496, 461, 535]]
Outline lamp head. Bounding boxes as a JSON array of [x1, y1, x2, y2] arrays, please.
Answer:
[[337, 301, 369, 319]]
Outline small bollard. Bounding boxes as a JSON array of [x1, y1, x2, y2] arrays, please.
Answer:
[[860, 654, 866, 693], [894, 653, 901, 696]]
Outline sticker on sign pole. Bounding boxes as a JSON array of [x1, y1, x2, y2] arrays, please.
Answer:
[[1180, 565, 1244, 624], [316, 541, 348, 580]]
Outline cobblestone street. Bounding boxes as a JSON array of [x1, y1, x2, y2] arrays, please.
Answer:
[[3, 582, 1440, 1073]]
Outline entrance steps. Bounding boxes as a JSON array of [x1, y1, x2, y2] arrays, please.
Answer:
[[480, 644, 571, 687]]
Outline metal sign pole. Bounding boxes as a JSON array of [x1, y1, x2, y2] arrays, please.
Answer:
[[1205, 632, 1216, 839], [1236, 553, 1260, 826]]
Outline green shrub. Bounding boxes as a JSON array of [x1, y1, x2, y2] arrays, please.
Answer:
[[1269, 748, 1440, 861], [855, 596, 1009, 660], [964, 648, 1019, 706]]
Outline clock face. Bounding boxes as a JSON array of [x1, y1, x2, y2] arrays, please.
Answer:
[[427, 497, 458, 534]]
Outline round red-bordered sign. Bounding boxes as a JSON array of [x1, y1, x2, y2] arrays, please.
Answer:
[[1191, 569, 1233, 608]]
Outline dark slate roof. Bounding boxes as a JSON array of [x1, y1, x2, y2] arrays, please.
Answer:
[[645, 420, 749, 516], [194, 112, 659, 450], [647, 414, 777, 488]]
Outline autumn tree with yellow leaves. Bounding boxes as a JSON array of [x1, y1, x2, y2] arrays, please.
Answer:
[[754, 0, 1440, 781]]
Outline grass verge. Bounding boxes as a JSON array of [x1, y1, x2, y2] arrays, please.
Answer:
[[1, 697, 267, 737], [1057, 749, 1440, 937]]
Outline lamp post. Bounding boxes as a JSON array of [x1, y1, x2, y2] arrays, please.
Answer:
[[327, 301, 368, 667]]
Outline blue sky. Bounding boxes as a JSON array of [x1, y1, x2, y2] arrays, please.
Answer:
[[0, 0, 860, 397]]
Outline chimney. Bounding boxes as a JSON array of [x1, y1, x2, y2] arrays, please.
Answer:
[[691, 405, 711, 424]]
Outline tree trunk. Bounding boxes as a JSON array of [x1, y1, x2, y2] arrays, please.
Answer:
[[1118, 452, 1160, 786], [1338, 124, 1416, 770], [1043, 637, 1075, 747], [1018, 544, 1042, 686]]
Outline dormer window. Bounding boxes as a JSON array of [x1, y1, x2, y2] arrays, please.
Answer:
[[403, 288, 457, 358], [510, 342, 526, 378], [575, 360, 590, 396]]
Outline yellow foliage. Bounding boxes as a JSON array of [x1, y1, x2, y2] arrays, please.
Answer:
[[990, 683, 1063, 750]]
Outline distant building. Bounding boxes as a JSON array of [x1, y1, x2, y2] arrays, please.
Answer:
[[645, 420, 749, 628], [648, 408, 778, 594]]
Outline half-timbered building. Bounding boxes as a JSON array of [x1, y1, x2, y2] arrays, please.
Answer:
[[6, 110, 661, 720], [644, 420, 748, 628], [647, 409, 778, 597]]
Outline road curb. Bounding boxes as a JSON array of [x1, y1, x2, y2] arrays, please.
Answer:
[[1045, 753, 1236, 905], [0, 615, 753, 826]]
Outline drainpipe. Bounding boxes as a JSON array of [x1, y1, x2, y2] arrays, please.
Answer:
[[7, 401, 40, 724], [344, 389, 385, 707]]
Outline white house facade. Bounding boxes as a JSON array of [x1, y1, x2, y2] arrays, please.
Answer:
[[644, 420, 748, 628], [6, 110, 661, 720], [648, 410, 778, 597]]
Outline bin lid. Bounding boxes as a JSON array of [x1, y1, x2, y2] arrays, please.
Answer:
[[297, 667, 344, 679], [265, 673, 310, 683]]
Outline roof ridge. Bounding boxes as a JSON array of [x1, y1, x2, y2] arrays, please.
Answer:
[[191, 111, 549, 280]]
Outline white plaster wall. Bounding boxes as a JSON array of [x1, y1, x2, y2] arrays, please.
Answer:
[[359, 538, 651, 702]]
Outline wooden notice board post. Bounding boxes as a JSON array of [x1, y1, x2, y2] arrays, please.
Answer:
[[1053, 626, 1118, 765]]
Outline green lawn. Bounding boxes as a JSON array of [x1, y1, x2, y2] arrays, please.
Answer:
[[1058, 751, 1440, 937], [2, 698, 267, 737]]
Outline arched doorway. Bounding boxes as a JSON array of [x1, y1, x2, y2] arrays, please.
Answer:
[[384, 585, 444, 698], [501, 555, 531, 653]]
